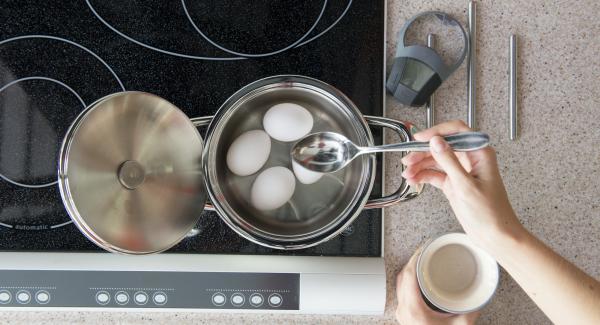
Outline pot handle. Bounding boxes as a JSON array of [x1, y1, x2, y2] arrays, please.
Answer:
[[190, 115, 214, 128], [364, 115, 424, 209], [190, 115, 218, 211]]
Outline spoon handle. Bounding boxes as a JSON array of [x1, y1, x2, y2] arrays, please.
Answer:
[[368, 132, 490, 153]]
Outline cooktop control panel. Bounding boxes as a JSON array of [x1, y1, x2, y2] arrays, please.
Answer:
[[0, 270, 299, 310]]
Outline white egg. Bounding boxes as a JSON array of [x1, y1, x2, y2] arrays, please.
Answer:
[[226, 130, 271, 176], [292, 161, 323, 185], [251, 167, 296, 211], [263, 103, 313, 142]]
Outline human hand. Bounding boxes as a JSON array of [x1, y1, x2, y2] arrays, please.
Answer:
[[401, 121, 525, 255], [396, 248, 480, 325]]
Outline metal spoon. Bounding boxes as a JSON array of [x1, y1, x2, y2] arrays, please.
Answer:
[[291, 131, 490, 173]]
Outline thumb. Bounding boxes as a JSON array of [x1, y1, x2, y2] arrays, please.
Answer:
[[430, 136, 471, 184], [396, 247, 423, 301]]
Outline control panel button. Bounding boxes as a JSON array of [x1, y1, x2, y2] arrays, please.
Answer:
[[230, 293, 245, 307], [35, 290, 51, 304], [16, 290, 31, 304], [0, 290, 11, 304], [95, 291, 110, 305], [115, 291, 129, 305], [152, 292, 167, 305], [134, 291, 148, 305], [249, 293, 264, 307], [211, 292, 226, 306], [268, 293, 282, 307]]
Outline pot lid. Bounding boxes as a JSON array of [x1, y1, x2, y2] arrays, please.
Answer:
[[58, 91, 206, 254]]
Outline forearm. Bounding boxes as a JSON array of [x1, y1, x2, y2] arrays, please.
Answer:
[[492, 226, 600, 325]]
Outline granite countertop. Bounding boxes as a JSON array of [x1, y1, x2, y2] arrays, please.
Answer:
[[2, 0, 599, 324]]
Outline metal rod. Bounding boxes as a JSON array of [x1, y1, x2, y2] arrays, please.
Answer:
[[467, 1, 477, 129], [509, 34, 518, 140], [426, 33, 436, 128]]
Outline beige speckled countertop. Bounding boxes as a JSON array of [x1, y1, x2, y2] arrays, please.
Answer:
[[2, 0, 599, 324]]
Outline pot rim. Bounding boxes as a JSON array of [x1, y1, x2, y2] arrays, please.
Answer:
[[416, 232, 500, 314], [201, 75, 376, 250]]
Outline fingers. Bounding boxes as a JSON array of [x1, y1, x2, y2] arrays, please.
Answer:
[[429, 136, 471, 185], [404, 247, 420, 273], [397, 249, 419, 285], [406, 169, 446, 189], [403, 154, 472, 177], [456, 147, 499, 185], [396, 248, 422, 301], [457, 151, 473, 173], [402, 120, 469, 165], [397, 247, 465, 324], [468, 146, 498, 169], [403, 120, 472, 168], [401, 152, 430, 166], [402, 157, 438, 178], [414, 120, 471, 141], [402, 121, 473, 181]]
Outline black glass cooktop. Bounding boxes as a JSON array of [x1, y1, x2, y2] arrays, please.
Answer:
[[0, 0, 385, 256]]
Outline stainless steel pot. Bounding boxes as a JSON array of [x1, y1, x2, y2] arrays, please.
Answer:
[[198, 75, 423, 250]]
